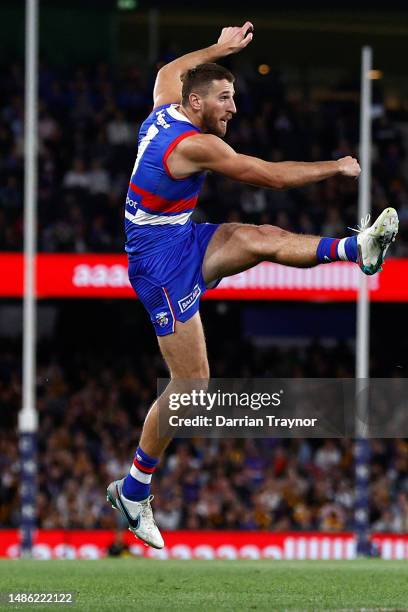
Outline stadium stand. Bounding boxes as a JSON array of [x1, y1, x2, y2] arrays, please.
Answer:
[[1, 330, 407, 532], [0, 60, 407, 253], [1, 56, 407, 535]]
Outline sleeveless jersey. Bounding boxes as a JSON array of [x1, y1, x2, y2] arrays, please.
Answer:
[[125, 104, 206, 255]]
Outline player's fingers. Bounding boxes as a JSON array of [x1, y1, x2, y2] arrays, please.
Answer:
[[239, 32, 253, 47], [241, 21, 254, 34]]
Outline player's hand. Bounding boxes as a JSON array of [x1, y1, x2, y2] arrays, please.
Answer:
[[217, 22, 254, 55], [337, 156, 361, 178]]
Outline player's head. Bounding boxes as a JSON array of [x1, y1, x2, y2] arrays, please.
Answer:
[[181, 63, 236, 137]]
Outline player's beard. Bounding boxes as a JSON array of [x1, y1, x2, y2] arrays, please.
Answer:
[[202, 110, 227, 137]]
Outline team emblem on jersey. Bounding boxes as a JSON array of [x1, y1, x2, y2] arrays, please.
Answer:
[[155, 311, 170, 327]]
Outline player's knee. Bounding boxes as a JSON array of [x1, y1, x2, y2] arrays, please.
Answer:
[[188, 362, 210, 379], [249, 225, 291, 258], [170, 359, 209, 380]]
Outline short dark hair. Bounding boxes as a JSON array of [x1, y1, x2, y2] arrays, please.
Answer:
[[181, 63, 235, 106]]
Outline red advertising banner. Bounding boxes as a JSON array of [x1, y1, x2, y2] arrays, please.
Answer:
[[0, 253, 407, 301], [1, 530, 407, 560]]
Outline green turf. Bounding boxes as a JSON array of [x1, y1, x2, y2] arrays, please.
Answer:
[[0, 559, 407, 611]]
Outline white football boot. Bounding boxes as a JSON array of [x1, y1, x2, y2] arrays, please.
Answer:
[[107, 478, 164, 549], [354, 207, 399, 275]]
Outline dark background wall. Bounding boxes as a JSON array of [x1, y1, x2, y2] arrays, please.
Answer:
[[2, 1, 408, 77]]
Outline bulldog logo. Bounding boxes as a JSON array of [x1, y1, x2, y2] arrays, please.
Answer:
[[155, 311, 169, 327]]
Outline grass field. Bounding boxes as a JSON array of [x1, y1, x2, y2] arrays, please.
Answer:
[[0, 559, 408, 611]]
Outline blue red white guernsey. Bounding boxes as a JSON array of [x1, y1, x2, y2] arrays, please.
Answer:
[[125, 104, 206, 255], [125, 104, 220, 336]]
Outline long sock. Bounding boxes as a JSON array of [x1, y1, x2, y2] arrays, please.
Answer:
[[316, 235, 358, 264], [122, 446, 159, 501]]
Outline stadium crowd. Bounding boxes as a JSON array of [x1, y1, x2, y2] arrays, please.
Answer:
[[1, 55, 407, 534], [1, 59, 408, 253], [1, 334, 407, 532]]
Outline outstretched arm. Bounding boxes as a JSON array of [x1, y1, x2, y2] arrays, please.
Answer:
[[168, 134, 361, 187], [153, 22, 254, 108]]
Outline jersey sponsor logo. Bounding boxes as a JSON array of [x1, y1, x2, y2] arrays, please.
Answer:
[[178, 284, 202, 313], [126, 196, 139, 209], [156, 109, 170, 129], [155, 311, 170, 327]]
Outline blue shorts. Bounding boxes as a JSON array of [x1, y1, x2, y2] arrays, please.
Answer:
[[128, 222, 220, 336]]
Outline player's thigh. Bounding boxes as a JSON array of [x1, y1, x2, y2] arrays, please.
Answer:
[[157, 310, 209, 378], [202, 222, 291, 284], [202, 222, 260, 285]]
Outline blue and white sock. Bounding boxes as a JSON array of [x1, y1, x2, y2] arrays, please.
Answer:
[[316, 236, 358, 264], [122, 446, 159, 502]]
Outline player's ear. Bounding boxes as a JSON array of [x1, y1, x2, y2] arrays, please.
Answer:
[[189, 92, 202, 111]]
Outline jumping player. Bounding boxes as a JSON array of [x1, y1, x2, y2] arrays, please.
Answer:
[[107, 23, 398, 548]]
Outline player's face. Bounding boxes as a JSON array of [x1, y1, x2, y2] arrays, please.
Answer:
[[201, 80, 236, 137]]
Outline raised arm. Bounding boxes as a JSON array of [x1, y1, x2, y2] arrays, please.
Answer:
[[167, 134, 361, 188], [153, 22, 254, 108]]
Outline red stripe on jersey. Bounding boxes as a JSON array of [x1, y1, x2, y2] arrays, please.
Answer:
[[129, 182, 198, 214], [133, 458, 156, 474], [163, 286, 176, 333], [163, 130, 201, 180], [330, 239, 340, 260]]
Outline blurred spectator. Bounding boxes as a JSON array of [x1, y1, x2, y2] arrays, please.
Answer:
[[107, 531, 132, 557], [88, 160, 111, 196], [106, 110, 133, 146], [63, 158, 91, 191]]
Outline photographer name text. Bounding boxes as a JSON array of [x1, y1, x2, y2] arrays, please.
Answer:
[[168, 415, 318, 428]]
